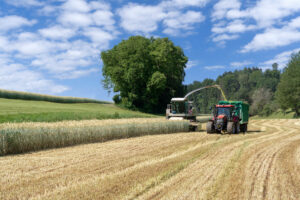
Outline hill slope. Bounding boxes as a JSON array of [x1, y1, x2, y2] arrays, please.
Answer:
[[0, 98, 156, 123]]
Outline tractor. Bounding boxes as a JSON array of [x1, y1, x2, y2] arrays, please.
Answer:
[[206, 101, 249, 134]]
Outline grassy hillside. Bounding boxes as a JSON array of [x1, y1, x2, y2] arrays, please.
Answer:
[[0, 98, 156, 123], [0, 89, 110, 104], [252, 109, 297, 119]]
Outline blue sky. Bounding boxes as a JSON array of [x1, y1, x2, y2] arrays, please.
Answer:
[[0, 0, 299, 101]]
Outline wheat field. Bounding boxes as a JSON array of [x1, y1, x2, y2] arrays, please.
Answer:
[[0, 118, 189, 155], [0, 119, 299, 200]]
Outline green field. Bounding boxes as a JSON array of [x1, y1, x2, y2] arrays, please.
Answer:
[[252, 109, 297, 119], [0, 98, 156, 123]]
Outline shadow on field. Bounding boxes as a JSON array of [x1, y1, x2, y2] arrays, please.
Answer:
[[205, 130, 263, 135]]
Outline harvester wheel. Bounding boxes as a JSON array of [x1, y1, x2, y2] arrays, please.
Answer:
[[206, 121, 214, 134], [227, 122, 235, 134]]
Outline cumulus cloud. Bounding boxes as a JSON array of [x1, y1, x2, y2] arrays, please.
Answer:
[[39, 26, 76, 40], [0, 15, 36, 32], [163, 11, 205, 36], [204, 65, 225, 70], [0, 0, 118, 95], [118, 4, 166, 34], [118, 0, 206, 35], [211, 0, 300, 49], [0, 58, 68, 94], [260, 48, 300, 69], [242, 18, 300, 52], [5, 0, 43, 7], [230, 61, 252, 68], [186, 60, 198, 69]]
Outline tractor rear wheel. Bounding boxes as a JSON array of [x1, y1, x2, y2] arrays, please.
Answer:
[[206, 121, 214, 134], [227, 122, 235, 134]]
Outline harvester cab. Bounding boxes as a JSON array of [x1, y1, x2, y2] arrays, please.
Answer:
[[166, 98, 196, 121]]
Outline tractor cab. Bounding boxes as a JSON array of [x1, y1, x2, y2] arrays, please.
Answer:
[[166, 98, 196, 121], [214, 105, 235, 120]]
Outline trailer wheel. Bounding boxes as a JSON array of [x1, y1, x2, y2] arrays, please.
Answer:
[[206, 121, 214, 134], [240, 124, 248, 133], [227, 122, 235, 134]]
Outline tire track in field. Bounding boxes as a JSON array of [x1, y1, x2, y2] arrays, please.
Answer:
[[136, 120, 271, 199]]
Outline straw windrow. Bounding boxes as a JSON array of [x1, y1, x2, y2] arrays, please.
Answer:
[[0, 120, 189, 155]]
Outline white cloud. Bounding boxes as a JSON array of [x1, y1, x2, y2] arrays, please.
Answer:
[[39, 26, 76, 40], [0, 60, 68, 94], [62, 0, 90, 13], [163, 11, 205, 35], [186, 60, 198, 69], [212, 34, 239, 42], [260, 48, 300, 69], [59, 12, 93, 27], [211, 0, 300, 48], [118, 3, 165, 34], [212, 20, 256, 34], [92, 10, 115, 30], [58, 68, 99, 79], [83, 27, 115, 47], [0, 15, 36, 32], [161, 0, 209, 9], [242, 27, 300, 52], [118, 1, 206, 35], [230, 61, 252, 68], [211, 0, 241, 21], [204, 65, 225, 70], [5, 0, 43, 7]]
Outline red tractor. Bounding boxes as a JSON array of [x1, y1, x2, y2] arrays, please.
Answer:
[[206, 101, 249, 134]]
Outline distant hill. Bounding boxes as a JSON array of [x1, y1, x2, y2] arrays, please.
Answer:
[[0, 97, 156, 123], [0, 89, 111, 104]]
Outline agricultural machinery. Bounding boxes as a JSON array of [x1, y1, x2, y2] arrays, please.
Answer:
[[166, 85, 227, 130], [166, 85, 227, 121], [206, 101, 249, 134]]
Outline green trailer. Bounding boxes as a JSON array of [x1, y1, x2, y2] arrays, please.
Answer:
[[218, 101, 249, 124]]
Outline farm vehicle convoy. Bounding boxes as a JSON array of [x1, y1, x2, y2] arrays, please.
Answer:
[[166, 85, 249, 134]]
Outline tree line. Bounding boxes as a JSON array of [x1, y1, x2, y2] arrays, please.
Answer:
[[186, 54, 300, 117]]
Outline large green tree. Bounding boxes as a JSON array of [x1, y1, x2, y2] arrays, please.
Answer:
[[101, 36, 188, 113], [276, 51, 300, 117]]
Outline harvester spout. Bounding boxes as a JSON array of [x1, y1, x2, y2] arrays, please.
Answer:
[[183, 85, 228, 101]]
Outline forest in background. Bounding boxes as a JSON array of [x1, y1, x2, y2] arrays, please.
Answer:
[[185, 64, 282, 116]]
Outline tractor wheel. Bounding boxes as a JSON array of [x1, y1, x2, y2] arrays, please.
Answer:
[[236, 122, 240, 134], [227, 122, 235, 134], [206, 121, 214, 134]]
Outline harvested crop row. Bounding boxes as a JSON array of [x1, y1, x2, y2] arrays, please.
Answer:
[[0, 119, 189, 155], [0, 118, 164, 130]]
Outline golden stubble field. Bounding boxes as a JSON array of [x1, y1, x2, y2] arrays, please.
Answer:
[[0, 119, 299, 200]]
